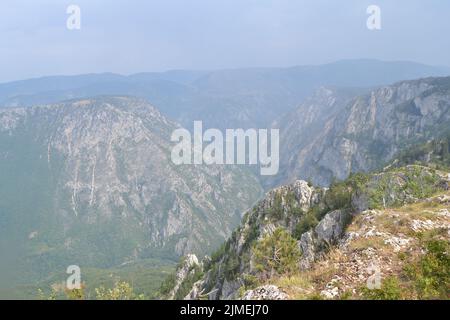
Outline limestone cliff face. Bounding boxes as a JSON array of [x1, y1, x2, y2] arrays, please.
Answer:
[[274, 77, 450, 187], [0, 97, 262, 273]]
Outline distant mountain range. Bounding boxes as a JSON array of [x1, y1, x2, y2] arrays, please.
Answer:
[[1, 59, 449, 130]]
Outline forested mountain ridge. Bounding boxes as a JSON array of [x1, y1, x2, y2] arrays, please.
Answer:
[[0, 97, 262, 293]]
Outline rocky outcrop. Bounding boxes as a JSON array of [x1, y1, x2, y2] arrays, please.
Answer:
[[241, 285, 288, 300], [315, 210, 350, 245], [180, 179, 322, 300], [297, 210, 351, 270], [298, 231, 316, 269], [166, 254, 200, 300], [184, 279, 207, 300]]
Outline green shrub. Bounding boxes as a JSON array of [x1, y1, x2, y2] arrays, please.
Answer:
[[96, 281, 145, 300], [339, 290, 353, 300], [324, 179, 353, 211], [404, 239, 449, 299], [395, 134, 450, 169], [293, 212, 318, 239], [158, 272, 177, 297], [208, 242, 227, 267], [253, 228, 301, 277], [268, 193, 284, 220], [361, 276, 402, 300], [242, 274, 259, 288], [290, 206, 304, 217], [243, 224, 260, 250], [223, 252, 240, 280]]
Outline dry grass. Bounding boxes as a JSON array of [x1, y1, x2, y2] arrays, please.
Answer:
[[272, 275, 315, 299], [347, 236, 388, 251]]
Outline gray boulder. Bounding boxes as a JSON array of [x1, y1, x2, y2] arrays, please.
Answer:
[[241, 285, 288, 300], [315, 210, 350, 246], [298, 230, 316, 270]]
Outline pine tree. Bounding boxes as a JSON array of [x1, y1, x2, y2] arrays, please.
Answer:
[[253, 228, 301, 279]]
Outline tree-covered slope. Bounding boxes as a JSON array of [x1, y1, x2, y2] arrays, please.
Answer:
[[0, 97, 262, 293]]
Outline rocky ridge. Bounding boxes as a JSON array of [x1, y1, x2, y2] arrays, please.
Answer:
[[164, 165, 450, 300]]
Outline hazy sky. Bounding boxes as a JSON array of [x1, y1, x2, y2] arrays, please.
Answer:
[[1, 0, 449, 82]]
